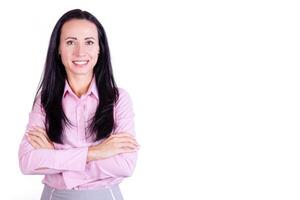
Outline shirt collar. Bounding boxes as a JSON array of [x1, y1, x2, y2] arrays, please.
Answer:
[[63, 75, 99, 100]]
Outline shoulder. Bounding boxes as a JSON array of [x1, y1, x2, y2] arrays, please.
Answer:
[[31, 93, 45, 114], [117, 87, 132, 101], [115, 87, 133, 109]]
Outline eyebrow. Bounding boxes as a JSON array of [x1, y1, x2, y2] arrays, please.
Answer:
[[64, 37, 96, 40], [84, 37, 96, 40]]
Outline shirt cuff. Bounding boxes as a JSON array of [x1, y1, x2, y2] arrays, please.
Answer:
[[53, 147, 88, 171]]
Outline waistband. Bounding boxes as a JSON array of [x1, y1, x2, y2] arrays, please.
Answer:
[[41, 184, 123, 200]]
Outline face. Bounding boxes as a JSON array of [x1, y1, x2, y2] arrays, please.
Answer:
[[59, 19, 100, 79]]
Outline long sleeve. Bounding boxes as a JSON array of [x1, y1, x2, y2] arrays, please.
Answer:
[[18, 95, 88, 175], [91, 89, 137, 177], [62, 89, 138, 189]]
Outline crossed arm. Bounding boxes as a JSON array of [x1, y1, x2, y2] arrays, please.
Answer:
[[26, 125, 138, 163], [18, 89, 140, 188]]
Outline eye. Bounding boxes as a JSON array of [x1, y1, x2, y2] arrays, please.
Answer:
[[66, 40, 74, 45], [86, 40, 94, 45]]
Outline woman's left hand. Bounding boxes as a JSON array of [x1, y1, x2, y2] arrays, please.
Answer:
[[26, 125, 54, 149]]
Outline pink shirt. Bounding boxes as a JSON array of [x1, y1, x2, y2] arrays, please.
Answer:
[[18, 76, 137, 190]]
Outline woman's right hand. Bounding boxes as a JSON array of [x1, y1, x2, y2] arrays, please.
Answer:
[[87, 132, 140, 161]]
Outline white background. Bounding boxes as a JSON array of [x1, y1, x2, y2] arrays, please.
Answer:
[[0, 0, 299, 199]]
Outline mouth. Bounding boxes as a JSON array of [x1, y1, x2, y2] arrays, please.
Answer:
[[72, 60, 89, 66]]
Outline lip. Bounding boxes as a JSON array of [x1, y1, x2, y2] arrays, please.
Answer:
[[72, 60, 89, 66]]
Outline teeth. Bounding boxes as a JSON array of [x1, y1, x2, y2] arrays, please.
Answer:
[[73, 60, 88, 65]]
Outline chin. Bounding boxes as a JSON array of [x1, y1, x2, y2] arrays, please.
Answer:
[[68, 68, 94, 76]]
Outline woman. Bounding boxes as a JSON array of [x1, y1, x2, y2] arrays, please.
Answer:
[[18, 9, 139, 200]]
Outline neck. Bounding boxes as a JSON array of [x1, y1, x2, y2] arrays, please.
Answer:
[[66, 74, 93, 98]]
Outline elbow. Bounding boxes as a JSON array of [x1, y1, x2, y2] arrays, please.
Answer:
[[98, 153, 138, 178], [120, 157, 137, 177], [20, 167, 33, 175], [19, 152, 35, 175], [19, 160, 32, 175], [121, 169, 134, 177]]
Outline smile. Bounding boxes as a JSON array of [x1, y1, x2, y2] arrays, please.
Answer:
[[72, 60, 89, 65]]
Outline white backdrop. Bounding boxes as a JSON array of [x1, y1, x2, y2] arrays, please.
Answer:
[[0, 0, 299, 199]]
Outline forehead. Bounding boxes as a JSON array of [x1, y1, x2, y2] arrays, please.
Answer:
[[60, 19, 98, 38]]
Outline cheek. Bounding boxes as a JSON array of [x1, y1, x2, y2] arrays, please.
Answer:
[[89, 53, 99, 68], [88, 47, 99, 57], [92, 52, 99, 59], [60, 54, 69, 64], [89, 45, 100, 56], [60, 49, 73, 62]]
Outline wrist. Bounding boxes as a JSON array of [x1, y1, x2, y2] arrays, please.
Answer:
[[87, 146, 97, 162]]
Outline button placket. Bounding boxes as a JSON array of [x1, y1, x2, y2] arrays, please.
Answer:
[[76, 102, 86, 142]]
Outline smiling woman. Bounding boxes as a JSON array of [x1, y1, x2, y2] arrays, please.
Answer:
[[59, 19, 99, 86], [18, 9, 139, 200]]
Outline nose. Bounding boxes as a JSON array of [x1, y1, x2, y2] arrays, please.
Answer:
[[73, 43, 85, 57]]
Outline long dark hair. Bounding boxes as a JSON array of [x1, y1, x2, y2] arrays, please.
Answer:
[[33, 9, 119, 144]]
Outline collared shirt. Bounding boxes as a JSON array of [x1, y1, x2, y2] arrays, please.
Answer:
[[18, 76, 137, 190]]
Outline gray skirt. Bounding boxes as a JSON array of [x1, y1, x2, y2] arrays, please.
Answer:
[[40, 184, 124, 200]]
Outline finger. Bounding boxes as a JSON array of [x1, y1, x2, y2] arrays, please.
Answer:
[[111, 133, 135, 138], [34, 128, 52, 143], [27, 136, 41, 149], [118, 141, 139, 149], [28, 134, 46, 147], [28, 130, 49, 145], [28, 133, 44, 144], [112, 136, 137, 144], [29, 126, 49, 139], [27, 128, 44, 136], [111, 137, 138, 145], [31, 126, 48, 138], [27, 129, 42, 136], [32, 126, 46, 135], [114, 141, 136, 149], [109, 134, 136, 141], [117, 147, 139, 154]]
